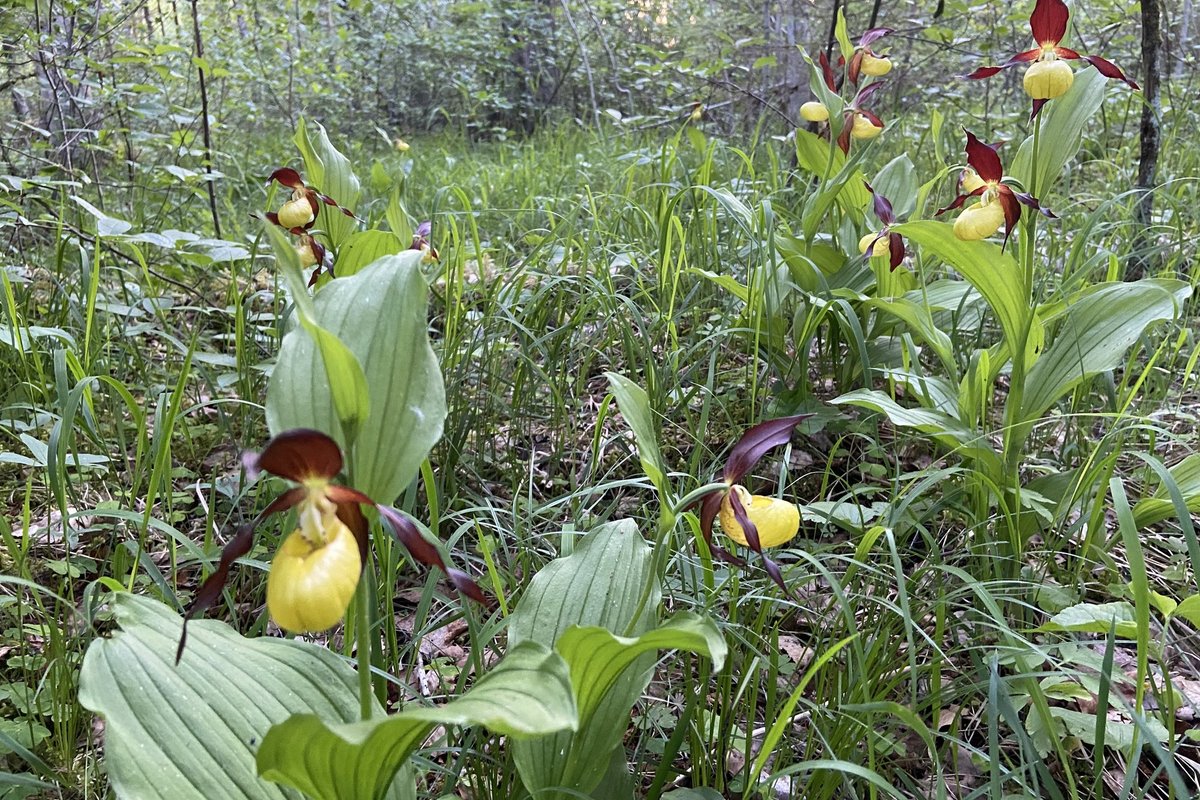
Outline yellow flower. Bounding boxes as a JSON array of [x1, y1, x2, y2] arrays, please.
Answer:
[[859, 232, 889, 258], [717, 485, 800, 548], [394, 137, 411, 152], [800, 101, 830, 123], [1023, 59, 1073, 100], [860, 53, 892, 77], [850, 113, 883, 140], [267, 514, 362, 634], [953, 200, 1005, 241], [276, 193, 315, 229]]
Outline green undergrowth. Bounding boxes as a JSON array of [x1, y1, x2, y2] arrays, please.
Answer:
[[2, 88, 1200, 800]]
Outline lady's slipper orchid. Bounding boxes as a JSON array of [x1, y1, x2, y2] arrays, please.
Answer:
[[835, 82, 886, 154], [859, 182, 905, 269], [937, 129, 1053, 246], [410, 220, 438, 263], [848, 28, 894, 84], [965, 0, 1138, 118], [696, 415, 809, 592], [177, 429, 484, 661], [265, 168, 358, 233]]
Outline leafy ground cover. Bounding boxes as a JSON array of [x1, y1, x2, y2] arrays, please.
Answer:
[[3, 1, 1200, 798]]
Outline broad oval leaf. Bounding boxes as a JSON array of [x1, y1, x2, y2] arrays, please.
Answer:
[[267, 251, 446, 504], [1020, 280, 1188, 422], [509, 520, 659, 799], [1038, 601, 1138, 638], [294, 119, 361, 249], [256, 642, 576, 800], [335, 230, 404, 278], [78, 593, 394, 800], [1010, 68, 1106, 196], [891, 220, 1030, 352]]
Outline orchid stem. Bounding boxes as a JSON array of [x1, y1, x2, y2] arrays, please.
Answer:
[[355, 567, 372, 720]]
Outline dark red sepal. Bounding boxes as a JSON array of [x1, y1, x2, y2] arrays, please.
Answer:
[[723, 415, 810, 484], [887, 232, 905, 270], [1054, 46, 1081, 60], [253, 429, 344, 482], [265, 212, 281, 226], [728, 488, 789, 594], [268, 168, 306, 190], [1030, 99, 1049, 120], [964, 129, 1003, 182], [1083, 54, 1139, 89], [336, 501, 370, 563], [1029, 0, 1068, 47]]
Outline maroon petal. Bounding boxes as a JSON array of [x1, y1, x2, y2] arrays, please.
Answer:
[[1030, 99, 1049, 120], [723, 415, 810, 484], [836, 119, 852, 154], [376, 505, 486, 604], [864, 181, 896, 225], [265, 211, 281, 227], [934, 192, 974, 217], [268, 168, 306, 190], [1053, 46, 1081, 60], [1029, 0, 1068, 47], [254, 429, 344, 482], [998, 188, 1021, 250], [177, 521, 258, 663], [858, 27, 892, 48], [887, 232, 905, 270], [855, 81, 884, 106], [818, 51, 839, 91], [336, 501, 370, 563], [848, 50, 863, 86], [965, 65, 1004, 80], [698, 490, 724, 548], [964, 129, 1004, 183], [1013, 190, 1056, 218], [728, 489, 788, 594], [447, 568, 488, 604], [1083, 54, 1140, 90]]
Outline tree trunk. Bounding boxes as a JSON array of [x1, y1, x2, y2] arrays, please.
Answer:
[[1130, 0, 1162, 278]]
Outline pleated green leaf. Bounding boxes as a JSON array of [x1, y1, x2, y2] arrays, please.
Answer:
[[559, 614, 726, 727], [1010, 68, 1106, 196], [256, 642, 576, 800], [294, 119, 361, 249], [334, 230, 404, 278], [267, 251, 445, 504], [509, 520, 659, 798], [78, 593, 406, 800], [891, 220, 1030, 352], [1020, 280, 1189, 421]]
